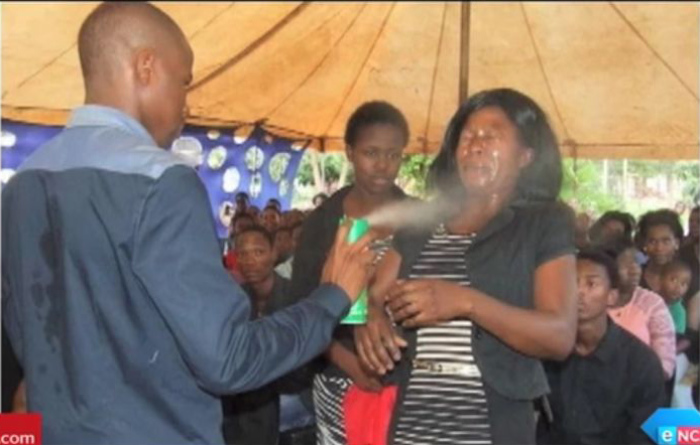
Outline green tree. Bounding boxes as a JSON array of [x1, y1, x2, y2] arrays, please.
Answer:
[[397, 154, 434, 198], [560, 159, 620, 215]]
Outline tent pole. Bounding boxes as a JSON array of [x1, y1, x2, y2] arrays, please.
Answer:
[[459, 2, 471, 104]]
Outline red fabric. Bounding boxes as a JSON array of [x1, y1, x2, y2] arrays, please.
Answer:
[[223, 250, 238, 270], [343, 384, 398, 445], [223, 250, 243, 283]]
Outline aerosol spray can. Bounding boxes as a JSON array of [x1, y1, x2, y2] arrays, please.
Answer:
[[340, 217, 370, 324]]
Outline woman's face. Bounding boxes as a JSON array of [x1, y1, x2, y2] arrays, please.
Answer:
[[601, 220, 626, 243], [455, 106, 532, 196], [347, 123, 405, 196], [617, 248, 642, 292], [644, 224, 679, 266]]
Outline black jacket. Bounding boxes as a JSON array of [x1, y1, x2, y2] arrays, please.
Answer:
[[386, 201, 576, 443]]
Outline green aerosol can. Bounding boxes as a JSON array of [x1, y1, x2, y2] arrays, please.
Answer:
[[340, 217, 370, 324]]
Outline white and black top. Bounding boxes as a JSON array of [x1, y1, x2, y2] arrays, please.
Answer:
[[393, 225, 492, 445], [314, 236, 394, 445]]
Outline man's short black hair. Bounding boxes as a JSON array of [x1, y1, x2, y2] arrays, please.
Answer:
[[577, 249, 621, 290], [262, 205, 282, 216], [236, 225, 274, 248]]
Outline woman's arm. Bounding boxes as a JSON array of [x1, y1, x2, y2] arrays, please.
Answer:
[[388, 254, 577, 360], [324, 341, 382, 392], [354, 249, 407, 374]]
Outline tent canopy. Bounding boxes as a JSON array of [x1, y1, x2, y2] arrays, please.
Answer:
[[2, 2, 698, 159]]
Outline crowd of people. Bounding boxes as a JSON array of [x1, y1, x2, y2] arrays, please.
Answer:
[[2, 3, 698, 445], [218, 97, 699, 445]]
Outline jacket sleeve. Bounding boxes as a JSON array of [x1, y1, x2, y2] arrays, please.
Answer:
[[132, 166, 350, 394]]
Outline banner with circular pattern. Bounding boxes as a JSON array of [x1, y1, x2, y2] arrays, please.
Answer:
[[1, 120, 307, 238]]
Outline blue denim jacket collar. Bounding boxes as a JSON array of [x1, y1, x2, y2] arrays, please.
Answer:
[[67, 105, 156, 146]]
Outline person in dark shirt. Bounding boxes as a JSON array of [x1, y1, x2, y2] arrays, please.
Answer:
[[539, 249, 665, 445], [679, 206, 699, 302], [222, 226, 314, 445]]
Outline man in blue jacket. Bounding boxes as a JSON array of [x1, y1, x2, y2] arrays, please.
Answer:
[[1, 3, 374, 444]]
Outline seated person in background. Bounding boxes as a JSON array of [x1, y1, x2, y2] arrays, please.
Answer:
[[267, 198, 282, 212], [222, 226, 315, 445], [538, 249, 665, 445], [247, 205, 261, 220], [223, 213, 255, 283], [606, 238, 676, 379], [636, 209, 684, 294], [274, 227, 294, 266], [589, 211, 636, 248], [657, 259, 693, 407], [275, 224, 301, 280], [679, 206, 699, 303], [235, 192, 250, 217], [260, 205, 282, 235], [657, 259, 692, 350], [288, 210, 305, 227]]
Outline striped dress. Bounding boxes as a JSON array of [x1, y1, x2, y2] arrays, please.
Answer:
[[314, 237, 394, 445], [393, 225, 492, 445]]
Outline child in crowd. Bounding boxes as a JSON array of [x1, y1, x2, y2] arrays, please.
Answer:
[[658, 259, 692, 339]]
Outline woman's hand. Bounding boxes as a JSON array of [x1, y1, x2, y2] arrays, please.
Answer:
[[327, 341, 382, 393], [355, 302, 407, 375], [346, 360, 383, 393], [386, 279, 469, 328]]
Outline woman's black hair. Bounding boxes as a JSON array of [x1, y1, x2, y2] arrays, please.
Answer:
[[635, 209, 684, 249], [344, 101, 410, 147], [589, 211, 636, 244], [427, 88, 562, 203], [603, 236, 637, 260]]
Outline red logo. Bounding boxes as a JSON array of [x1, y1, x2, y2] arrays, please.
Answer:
[[678, 427, 700, 445], [0, 414, 41, 445]]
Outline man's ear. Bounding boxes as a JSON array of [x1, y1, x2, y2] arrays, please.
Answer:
[[134, 48, 156, 87]]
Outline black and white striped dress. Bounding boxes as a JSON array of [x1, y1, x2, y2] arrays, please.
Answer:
[[393, 225, 492, 445], [314, 237, 394, 445]]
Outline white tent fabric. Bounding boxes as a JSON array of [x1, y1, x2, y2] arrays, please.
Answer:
[[2, 2, 698, 158]]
